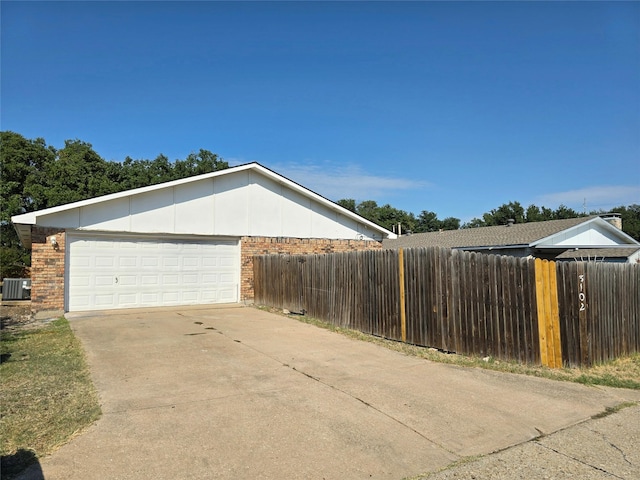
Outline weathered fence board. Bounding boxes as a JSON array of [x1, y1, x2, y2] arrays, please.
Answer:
[[253, 247, 639, 367]]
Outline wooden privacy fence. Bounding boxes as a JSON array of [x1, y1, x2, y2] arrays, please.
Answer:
[[253, 247, 640, 368]]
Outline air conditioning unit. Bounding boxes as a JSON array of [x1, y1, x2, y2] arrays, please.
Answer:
[[2, 278, 32, 300]]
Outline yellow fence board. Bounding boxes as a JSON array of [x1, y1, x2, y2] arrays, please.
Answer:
[[535, 259, 562, 368]]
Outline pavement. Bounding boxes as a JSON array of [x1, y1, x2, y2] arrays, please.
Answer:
[[17, 305, 640, 480]]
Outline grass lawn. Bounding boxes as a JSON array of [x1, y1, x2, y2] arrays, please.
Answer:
[[261, 307, 640, 391], [0, 317, 101, 478]]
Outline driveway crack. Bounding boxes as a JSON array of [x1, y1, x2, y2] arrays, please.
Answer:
[[225, 334, 457, 456], [534, 441, 626, 479], [593, 430, 632, 465]]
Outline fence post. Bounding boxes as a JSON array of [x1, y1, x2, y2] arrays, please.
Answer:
[[534, 258, 563, 368], [399, 248, 406, 343]]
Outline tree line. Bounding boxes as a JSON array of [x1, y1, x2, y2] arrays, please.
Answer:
[[1, 131, 639, 278], [1, 131, 228, 278], [338, 198, 640, 240]]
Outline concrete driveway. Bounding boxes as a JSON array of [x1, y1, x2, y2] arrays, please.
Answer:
[[27, 305, 640, 479]]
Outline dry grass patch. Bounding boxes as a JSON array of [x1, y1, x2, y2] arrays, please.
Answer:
[[257, 306, 640, 390], [1, 317, 101, 477]]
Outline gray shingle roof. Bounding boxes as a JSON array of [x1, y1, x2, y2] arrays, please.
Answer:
[[383, 217, 594, 249]]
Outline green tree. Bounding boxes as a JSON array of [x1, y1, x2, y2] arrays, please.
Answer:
[[440, 217, 461, 230], [525, 205, 554, 222], [337, 198, 356, 212], [592, 204, 640, 241], [355, 200, 380, 223], [174, 149, 228, 178], [461, 217, 486, 229], [553, 204, 581, 219], [481, 201, 526, 226], [415, 211, 459, 232], [377, 204, 417, 233], [0, 132, 56, 277], [416, 210, 439, 232], [1, 131, 231, 278], [25, 139, 117, 210]]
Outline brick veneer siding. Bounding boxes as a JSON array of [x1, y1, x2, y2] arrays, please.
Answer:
[[27, 231, 382, 312], [30, 227, 66, 312], [240, 236, 382, 302]]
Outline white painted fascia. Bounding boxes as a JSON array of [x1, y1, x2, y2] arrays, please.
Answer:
[[11, 162, 396, 245], [530, 217, 640, 248], [12, 163, 258, 225], [250, 163, 396, 239]]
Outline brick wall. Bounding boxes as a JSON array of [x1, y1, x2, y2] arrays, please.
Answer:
[[31, 227, 66, 312], [27, 231, 382, 312], [240, 236, 382, 301]]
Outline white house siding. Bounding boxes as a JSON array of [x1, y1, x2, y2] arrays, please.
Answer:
[[539, 222, 626, 247], [35, 170, 380, 241], [15, 164, 393, 313]]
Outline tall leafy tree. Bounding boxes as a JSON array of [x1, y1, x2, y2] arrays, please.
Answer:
[[355, 200, 380, 224], [0, 132, 56, 277], [592, 204, 640, 241], [525, 205, 555, 222], [377, 204, 417, 233], [553, 204, 581, 219], [25, 139, 116, 210], [440, 217, 461, 230], [336, 198, 356, 213], [1, 131, 230, 278], [174, 149, 228, 177], [483, 201, 526, 226]]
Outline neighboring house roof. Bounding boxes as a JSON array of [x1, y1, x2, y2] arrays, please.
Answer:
[[12, 162, 396, 247], [383, 216, 639, 252], [555, 247, 640, 261]]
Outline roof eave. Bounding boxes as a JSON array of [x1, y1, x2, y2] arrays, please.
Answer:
[[457, 244, 530, 251], [9, 162, 395, 242], [535, 244, 640, 250], [532, 217, 640, 247]]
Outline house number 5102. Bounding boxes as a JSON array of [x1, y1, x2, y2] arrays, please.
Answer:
[[578, 274, 586, 312]]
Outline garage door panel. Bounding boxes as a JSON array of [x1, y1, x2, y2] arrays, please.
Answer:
[[141, 275, 159, 285], [68, 235, 239, 311], [95, 276, 114, 286], [142, 257, 159, 267], [119, 275, 137, 286], [182, 274, 198, 284], [117, 293, 138, 306], [95, 294, 115, 307], [183, 257, 199, 268], [95, 256, 115, 268], [162, 274, 179, 285], [119, 256, 138, 267], [161, 292, 180, 303], [163, 257, 179, 267]]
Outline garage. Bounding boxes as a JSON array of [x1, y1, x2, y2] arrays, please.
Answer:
[[67, 234, 239, 311], [12, 163, 392, 313]]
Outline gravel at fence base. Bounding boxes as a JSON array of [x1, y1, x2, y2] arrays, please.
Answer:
[[421, 404, 640, 480]]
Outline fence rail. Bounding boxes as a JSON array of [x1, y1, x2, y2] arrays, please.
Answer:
[[253, 247, 640, 367]]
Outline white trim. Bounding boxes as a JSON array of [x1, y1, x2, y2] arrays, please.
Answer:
[[12, 162, 395, 245], [531, 217, 640, 247]]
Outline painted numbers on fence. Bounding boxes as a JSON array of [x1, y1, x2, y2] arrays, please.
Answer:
[[579, 274, 586, 312]]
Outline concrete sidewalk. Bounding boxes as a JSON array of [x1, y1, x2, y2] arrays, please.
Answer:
[[21, 305, 640, 479], [421, 403, 640, 479]]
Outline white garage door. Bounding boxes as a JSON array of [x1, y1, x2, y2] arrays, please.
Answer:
[[67, 234, 239, 311]]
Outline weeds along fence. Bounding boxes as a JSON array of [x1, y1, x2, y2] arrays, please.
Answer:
[[253, 247, 640, 368]]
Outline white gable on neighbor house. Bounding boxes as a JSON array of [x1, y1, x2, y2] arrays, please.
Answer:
[[534, 217, 639, 248], [12, 163, 395, 246]]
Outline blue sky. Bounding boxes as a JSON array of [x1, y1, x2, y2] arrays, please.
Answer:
[[2, 1, 639, 223]]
